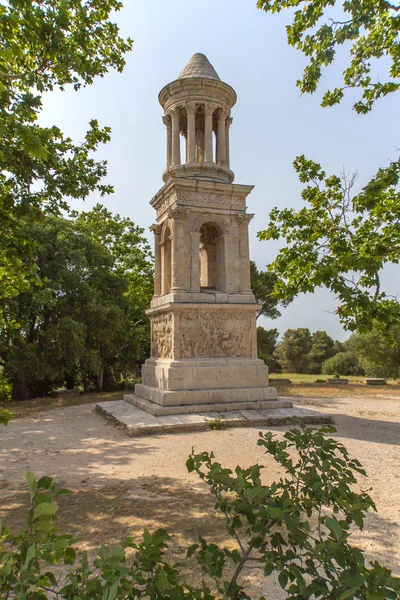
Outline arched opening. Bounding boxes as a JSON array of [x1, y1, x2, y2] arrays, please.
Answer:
[[199, 223, 221, 290], [162, 225, 172, 295]]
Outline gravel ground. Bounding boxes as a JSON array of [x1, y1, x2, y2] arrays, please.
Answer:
[[1, 394, 399, 597]]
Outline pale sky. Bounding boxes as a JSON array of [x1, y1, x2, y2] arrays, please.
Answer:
[[40, 0, 399, 342]]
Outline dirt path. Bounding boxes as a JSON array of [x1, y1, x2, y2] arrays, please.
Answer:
[[1, 394, 399, 596]]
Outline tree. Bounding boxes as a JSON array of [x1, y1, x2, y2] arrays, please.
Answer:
[[257, 326, 281, 371], [275, 327, 313, 373], [258, 161, 400, 331], [322, 352, 363, 376], [0, 207, 153, 400], [257, 0, 399, 115], [307, 330, 336, 374], [0, 0, 132, 318], [355, 323, 400, 379], [250, 261, 291, 320], [256, 0, 400, 331]]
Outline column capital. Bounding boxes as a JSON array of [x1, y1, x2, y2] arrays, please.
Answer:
[[216, 107, 229, 121], [162, 114, 171, 126], [226, 116, 233, 128], [236, 213, 254, 226], [168, 105, 181, 118], [150, 223, 162, 235], [204, 102, 217, 117], [186, 101, 197, 115], [168, 206, 190, 221]]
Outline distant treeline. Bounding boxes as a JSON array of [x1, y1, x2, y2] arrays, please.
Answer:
[[257, 326, 400, 378]]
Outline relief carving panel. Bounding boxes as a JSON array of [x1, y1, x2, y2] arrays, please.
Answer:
[[178, 190, 245, 208], [151, 313, 173, 358], [179, 311, 251, 359]]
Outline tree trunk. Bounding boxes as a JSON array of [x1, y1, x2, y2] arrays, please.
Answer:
[[83, 377, 90, 394], [12, 377, 29, 401], [65, 374, 75, 390], [95, 370, 104, 392]]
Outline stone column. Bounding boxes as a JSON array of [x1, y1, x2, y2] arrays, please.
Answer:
[[216, 109, 227, 166], [169, 207, 189, 291], [189, 232, 201, 292], [236, 214, 254, 293], [162, 115, 172, 169], [150, 224, 162, 296], [204, 102, 215, 164], [186, 102, 197, 164], [170, 107, 181, 166], [226, 117, 232, 170]]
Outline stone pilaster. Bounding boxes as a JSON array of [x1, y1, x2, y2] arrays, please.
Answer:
[[189, 231, 201, 292], [236, 214, 254, 293], [150, 224, 162, 296], [222, 233, 240, 293], [169, 207, 189, 291]]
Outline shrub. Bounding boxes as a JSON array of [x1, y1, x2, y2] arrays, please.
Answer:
[[322, 352, 364, 376], [0, 425, 399, 599]]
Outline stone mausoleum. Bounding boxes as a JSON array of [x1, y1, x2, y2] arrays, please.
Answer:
[[131, 53, 289, 416]]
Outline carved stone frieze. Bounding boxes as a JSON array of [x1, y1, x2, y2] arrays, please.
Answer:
[[178, 311, 251, 359], [177, 190, 245, 208], [156, 192, 177, 218], [151, 313, 173, 359]]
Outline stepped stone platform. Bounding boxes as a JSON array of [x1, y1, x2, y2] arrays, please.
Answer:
[[96, 399, 333, 437]]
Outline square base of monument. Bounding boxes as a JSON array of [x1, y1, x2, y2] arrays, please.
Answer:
[[125, 392, 291, 417], [141, 357, 273, 393]]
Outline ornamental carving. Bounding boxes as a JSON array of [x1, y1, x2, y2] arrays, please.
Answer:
[[156, 192, 177, 218], [236, 213, 254, 226], [178, 190, 245, 208], [178, 312, 251, 359], [151, 314, 173, 359], [168, 206, 190, 220]]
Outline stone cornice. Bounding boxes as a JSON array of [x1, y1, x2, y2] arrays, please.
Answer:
[[150, 178, 254, 218], [159, 77, 237, 111]]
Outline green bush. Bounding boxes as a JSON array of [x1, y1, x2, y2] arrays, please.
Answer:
[[1, 425, 399, 599], [322, 352, 364, 376]]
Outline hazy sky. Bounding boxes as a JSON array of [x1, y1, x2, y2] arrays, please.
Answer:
[[40, 0, 399, 341]]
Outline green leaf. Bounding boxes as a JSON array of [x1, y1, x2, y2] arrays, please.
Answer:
[[325, 517, 344, 542], [33, 502, 58, 520], [64, 547, 76, 565], [340, 588, 359, 600], [22, 543, 36, 572], [26, 470, 38, 500]]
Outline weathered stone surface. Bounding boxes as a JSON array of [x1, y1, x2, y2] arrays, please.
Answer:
[[126, 394, 291, 417], [96, 401, 333, 437], [327, 379, 349, 385], [135, 54, 279, 417], [365, 378, 387, 385]]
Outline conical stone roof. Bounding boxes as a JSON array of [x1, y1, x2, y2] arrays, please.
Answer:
[[178, 53, 221, 81]]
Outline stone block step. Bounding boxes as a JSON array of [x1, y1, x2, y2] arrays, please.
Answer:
[[95, 400, 333, 437], [134, 383, 277, 407], [124, 393, 292, 416]]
